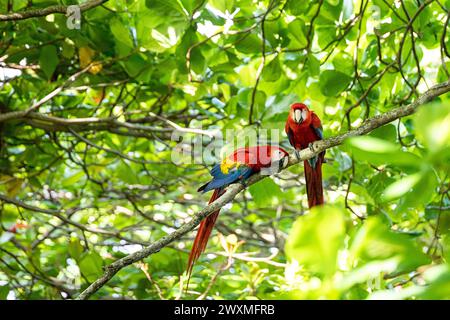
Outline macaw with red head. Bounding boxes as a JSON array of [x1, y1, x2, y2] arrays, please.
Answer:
[[285, 102, 325, 208], [187, 145, 289, 282]]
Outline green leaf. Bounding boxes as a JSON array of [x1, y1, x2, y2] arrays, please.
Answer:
[[396, 169, 438, 209], [189, 47, 206, 74], [61, 41, 75, 59], [208, 0, 235, 12], [328, 0, 340, 6], [337, 259, 398, 291], [237, 64, 256, 86], [349, 217, 430, 274], [39, 45, 59, 79], [287, 19, 308, 48], [347, 136, 397, 153], [0, 285, 9, 300], [307, 54, 320, 77], [369, 124, 397, 142], [248, 178, 283, 206], [110, 18, 134, 55], [369, 264, 450, 300], [287, 0, 310, 15], [414, 102, 450, 153], [235, 33, 261, 54], [263, 93, 297, 120], [179, 0, 204, 14], [418, 264, 450, 299], [381, 173, 422, 202], [332, 52, 353, 75], [146, 0, 187, 16], [319, 70, 352, 96], [62, 171, 84, 188], [316, 26, 336, 49], [285, 205, 346, 276], [68, 238, 84, 261], [444, 234, 450, 263], [123, 53, 150, 80], [262, 56, 282, 82], [117, 160, 139, 184], [345, 136, 421, 167], [78, 252, 103, 282]]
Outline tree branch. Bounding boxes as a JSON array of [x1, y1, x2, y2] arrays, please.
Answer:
[[0, 0, 108, 22], [72, 80, 450, 299]]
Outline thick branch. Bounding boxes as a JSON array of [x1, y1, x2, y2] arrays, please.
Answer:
[[74, 80, 450, 300], [0, 0, 108, 22], [0, 111, 213, 138]]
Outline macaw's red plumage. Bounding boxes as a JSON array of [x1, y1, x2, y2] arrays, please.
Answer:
[[187, 145, 289, 284], [285, 103, 325, 208]]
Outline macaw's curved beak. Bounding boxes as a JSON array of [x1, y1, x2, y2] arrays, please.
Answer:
[[293, 109, 303, 123], [282, 156, 289, 168], [276, 156, 289, 172], [261, 155, 289, 175]]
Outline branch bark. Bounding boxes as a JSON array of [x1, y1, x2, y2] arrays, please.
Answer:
[[0, 0, 108, 22], [74, 80, 450, 299]]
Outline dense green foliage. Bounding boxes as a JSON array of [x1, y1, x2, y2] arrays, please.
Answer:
[[0, 0, 449, 300]]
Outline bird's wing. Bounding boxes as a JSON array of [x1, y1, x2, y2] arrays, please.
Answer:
[[202, 162, 253, 192], [310, 112, 323, 140], [285, 125, 296, 148]]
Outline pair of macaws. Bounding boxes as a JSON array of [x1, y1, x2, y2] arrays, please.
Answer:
[[186, 103, 324, 281]]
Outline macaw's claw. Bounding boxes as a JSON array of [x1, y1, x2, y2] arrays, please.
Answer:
[[308, 142, 315, 153], [294, 149, 301, 160]]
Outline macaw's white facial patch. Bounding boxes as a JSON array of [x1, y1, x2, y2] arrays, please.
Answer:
[[282, 156, 289, 168], [302, 109, 308, 121], [271, 150, 285, 162], [294, 109, 303, 123]]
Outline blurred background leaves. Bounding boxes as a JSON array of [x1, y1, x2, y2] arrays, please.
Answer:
[[0, 0, 449, 300]]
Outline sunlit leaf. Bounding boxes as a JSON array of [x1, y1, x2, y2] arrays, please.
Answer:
[[249, 178, 283, 206], [381, 173, 422, 202], [39, 45, 58, 79], [319, 70, 352, 96], [349, 217, 430, 274], [78, 252, 103, 282], [285, 205, 346, 276]]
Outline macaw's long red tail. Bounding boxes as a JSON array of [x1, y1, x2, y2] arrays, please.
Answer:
[[304, 159, 324, 208], [186, 188, 224, 286]]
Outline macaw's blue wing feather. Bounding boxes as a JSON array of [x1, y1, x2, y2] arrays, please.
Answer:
[[286, 128, 295, 147], [310, 112, 323, 140], [199, 165, 253, 193], [210, 164, 226, 179], [310, 124, 326, 163], [312, 125, 323, 140], [307, 155, 319, 169]]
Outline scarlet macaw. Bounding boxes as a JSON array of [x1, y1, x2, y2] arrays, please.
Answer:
[[285, 103, 324, 208], [187, 145, 289, 281]]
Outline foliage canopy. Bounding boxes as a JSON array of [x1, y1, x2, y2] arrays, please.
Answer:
[[0, 0, 449, 300]]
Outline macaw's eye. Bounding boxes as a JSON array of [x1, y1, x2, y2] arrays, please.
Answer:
[[271, 150, 287, 163], [271, 153, 279, 161]]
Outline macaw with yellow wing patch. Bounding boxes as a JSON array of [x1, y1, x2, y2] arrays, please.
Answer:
[[186, 145, 289, 283]]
